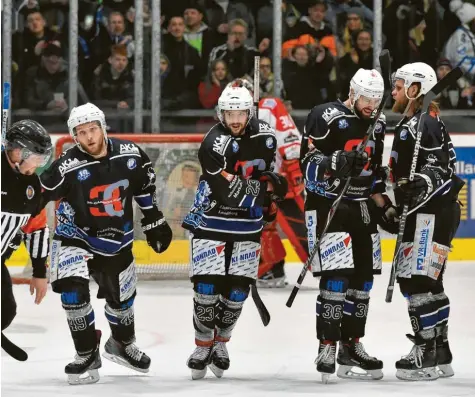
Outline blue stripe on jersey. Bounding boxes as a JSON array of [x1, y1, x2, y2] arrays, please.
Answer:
[[134, 194, 153, 208], [306, 162, 318, 182], [240, 194, 255, 207], [200, 214, 263, 234]]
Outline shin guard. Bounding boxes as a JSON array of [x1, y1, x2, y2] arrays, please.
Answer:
[[316, 278, 348, 341], [61, 291, 96, 355], [216, 287, 248, 342], [341, 282, 373, 341], [104, 298, 135, 345], [193, 282, 219, 346], [407, 293, 439, 340]]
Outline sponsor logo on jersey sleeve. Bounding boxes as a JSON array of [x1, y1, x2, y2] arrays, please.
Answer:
[[77, 169, 91, 181], [120, 143, 140, 154]]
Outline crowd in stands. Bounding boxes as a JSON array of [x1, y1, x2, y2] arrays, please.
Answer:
[[5, 0, 475, 131]]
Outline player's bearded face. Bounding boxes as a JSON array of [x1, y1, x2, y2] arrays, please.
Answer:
[[75, 121, 106, 157], [391, 79, 409, 113], [223, 110, 248, 136], [355, 95, 381, 118]]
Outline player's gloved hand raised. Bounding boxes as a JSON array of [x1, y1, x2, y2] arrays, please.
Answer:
[[259, 171, 288, 202], [141, 215, 173, 254], [330, 150, 368, 178], [397, 173, 432, 207]]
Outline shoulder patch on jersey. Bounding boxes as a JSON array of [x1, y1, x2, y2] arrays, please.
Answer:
[[400, 129, 408, 140], [338, 119, 349, 129], [26, 185, 35, 200], [127, 158, 137, 169], [322, 107, 345, 123], [120, 143, 140, 154], [77, 169, 91, 181], [59, 158, 88, 176], [232, 140, 239, 153], [426, 153, 438, 164], [266, 137, 274, 148], [212, 134, 232, 156], [374, 121, 383, 134], [262, 98, 277, 109]]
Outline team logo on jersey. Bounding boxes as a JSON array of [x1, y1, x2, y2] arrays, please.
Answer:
[[374, 122, 383, 133], [120, 143, 140, 154], [266, 137, 274, 148], [338, 119, 349, 129], [77, 169, 91, 181], [232, 140, 239, 153], [26, 185, 35, 200], [127, 158, 137, 169], [426, 154, 437, 164], [400, 129, 408, 140]]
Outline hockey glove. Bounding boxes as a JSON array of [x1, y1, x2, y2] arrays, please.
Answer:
[[259, 171, 288, 202], [281, 159, 304, 197], [373, 194, 399, 234], [397, 173, 433, 207], [141, 216, 173, 254], [330, 150, 368, 178]]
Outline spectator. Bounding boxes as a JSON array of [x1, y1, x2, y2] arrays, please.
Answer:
[[208, 19, 262, 79], [256, 0, 301, 45], [325, 0, 373, 34], [341, 8, 365, 54], [258, 56, 276, 98], [12, 9, 62, 79], [338, 29, 373, 94], [283, 44, 334, 109], [184, 2, 217, 67], [284, 1, 337, 57], [162, 15, 203, 109], [444, 0, 475, 85], [24, 42, 69, 112], [204, 0, 256, 46], [436, 58, 473, 109], [90, 11, 135, 68], [93, 44, 134, 110], [198, 59, 232, 108]]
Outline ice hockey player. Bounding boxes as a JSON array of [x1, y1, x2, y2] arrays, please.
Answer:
[[182, 85, 287, 379], [227, 78, 307, 288], [301, 69, 388, 382], [39, 103, 173, 384], [1, 120, 52, 359], [382, 62, 463, 381]]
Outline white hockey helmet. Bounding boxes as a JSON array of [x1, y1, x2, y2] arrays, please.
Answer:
[[394, 62, 437, 99], [217, 86, 254, 125], [349, 68, 385, 106], [67, 103, 107, 150]]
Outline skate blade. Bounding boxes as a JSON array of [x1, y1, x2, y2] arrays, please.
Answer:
[[67, 369, 100, 385], [321, 373, 331, 384], [256, 278, 288, 289], [337, 365, 383, 380], [437, 364, 454, 378], [209, 363, 224, 378], [191, 367, 207, 380], [102, 352, 149, 374], [396, 367, 439, 381]]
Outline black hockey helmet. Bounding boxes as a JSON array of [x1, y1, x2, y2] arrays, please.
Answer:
[[5, 119, 52, 166]]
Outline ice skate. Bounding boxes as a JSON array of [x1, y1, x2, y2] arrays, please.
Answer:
[[395, 334, 439, 381], [103, 336, 150, 373], [65, 330, 102, 385], [436, 325, 454, 378], [315, 340, 336, 384], [257, 261, 288, 288], [337, 338, 383, 380], [209, 340, 230, 378], [187, 345, 213, 380]]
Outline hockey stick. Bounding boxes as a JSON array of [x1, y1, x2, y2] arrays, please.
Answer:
[[248, 55, 271, 326], [385, 66, 463, 303], [286, 49, 392, 308], [2, 82, 11, 148], [2, 332, 28, 361]]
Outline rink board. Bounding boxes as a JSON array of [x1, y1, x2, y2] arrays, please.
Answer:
[[6, 237, 475, 270]]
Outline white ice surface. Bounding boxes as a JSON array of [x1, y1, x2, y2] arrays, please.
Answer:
[[2, 262, 475, 397]]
